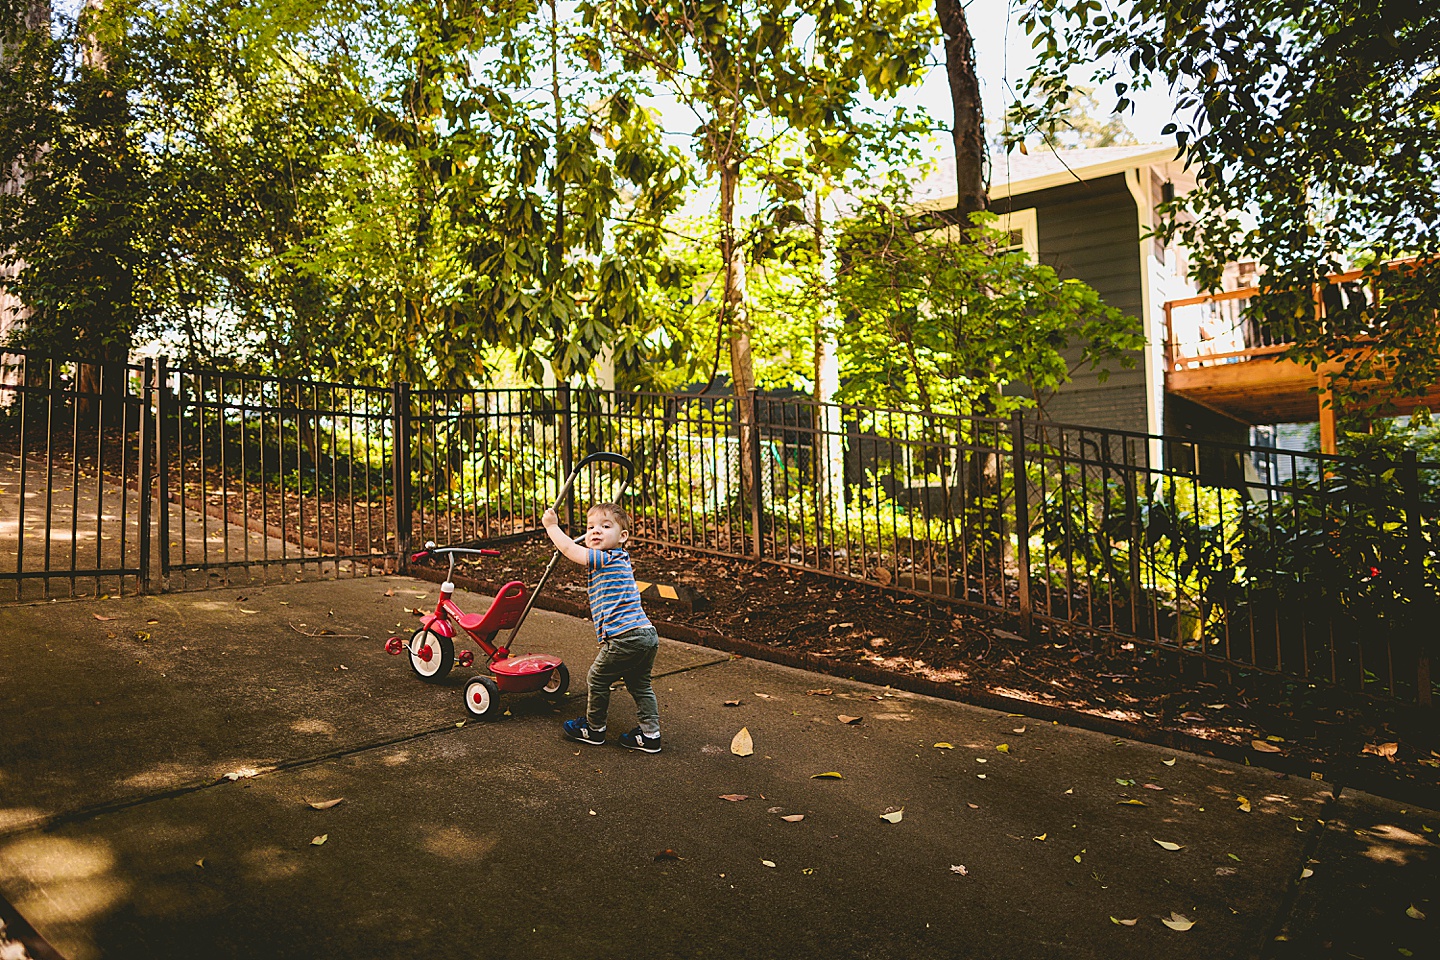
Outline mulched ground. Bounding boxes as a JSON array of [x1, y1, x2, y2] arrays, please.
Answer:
[[428, 533, 1440, 809]]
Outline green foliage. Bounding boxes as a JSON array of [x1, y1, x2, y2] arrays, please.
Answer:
[[1010, 0, 1440, 409], [1, 0, 691, 388], [833, 206, 1145, 414]]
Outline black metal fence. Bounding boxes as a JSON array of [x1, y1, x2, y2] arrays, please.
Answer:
[[2, 349, 1435, 707]]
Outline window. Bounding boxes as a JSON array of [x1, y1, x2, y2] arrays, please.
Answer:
[[991, 207, 1038, 262]]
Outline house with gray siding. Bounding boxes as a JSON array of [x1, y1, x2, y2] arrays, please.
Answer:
[[907, 145, 1230, 455]]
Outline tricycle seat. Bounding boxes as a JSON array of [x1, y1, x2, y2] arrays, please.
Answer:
[[456, 581, 529, 634]]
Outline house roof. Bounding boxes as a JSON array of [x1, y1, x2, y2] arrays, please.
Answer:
[[907, 144, 1182, 209]]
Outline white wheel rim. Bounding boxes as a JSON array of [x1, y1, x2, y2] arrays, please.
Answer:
[[410, 630, 440, 677], [466, 679, 492, 715], [542, 669, 563, 694]]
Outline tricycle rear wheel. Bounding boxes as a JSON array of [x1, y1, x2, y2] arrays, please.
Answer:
[[463, 675, 501, 719], [541, 662, 570, 698]]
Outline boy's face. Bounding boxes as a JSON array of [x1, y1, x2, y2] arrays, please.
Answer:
[[585, 509, 628, 551]]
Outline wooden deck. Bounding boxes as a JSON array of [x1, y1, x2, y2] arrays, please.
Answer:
[[1162, 262, 1434, 451]]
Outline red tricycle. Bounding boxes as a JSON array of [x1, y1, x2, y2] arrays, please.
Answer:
[[384, 451, 633, 720]]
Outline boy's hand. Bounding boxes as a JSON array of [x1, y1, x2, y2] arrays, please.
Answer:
[[542, 507, 559, 528]]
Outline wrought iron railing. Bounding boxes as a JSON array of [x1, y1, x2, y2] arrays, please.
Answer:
[[2, 349, 1435, 706]]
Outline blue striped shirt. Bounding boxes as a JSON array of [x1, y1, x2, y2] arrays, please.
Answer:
[[586, 548, 652, 640]]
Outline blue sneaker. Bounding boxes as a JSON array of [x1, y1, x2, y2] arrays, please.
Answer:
[[619, 728, 662, 754], [564, 717, 605, 745]]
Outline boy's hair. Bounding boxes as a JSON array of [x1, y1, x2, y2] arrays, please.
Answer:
[[587, 502, 633, 534]]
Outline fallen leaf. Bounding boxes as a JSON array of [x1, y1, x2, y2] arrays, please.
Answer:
[[812, 771, 843, 779], [761, 859, 776, 868], [1033, 833, 1047, 841], [1064, 788, 1073, 795], [310, 834, 328, 846], [93, 614, 116, 621], [455, 721, 465, 728], [1228, 853, 1242, 861], [589, 810, 596, 816], [1110, 917, 1137, 926], [767, 806, 784, 814], [1162, 758, 1177, 766], [807, 688, 833, 696], [1012, 726, 1026, 734], [195, 858, 205, 869], [1144, 783, 1165, 791], [837, 715, 862, 724], [239, 609, 258, 615], [976, 757, 988, 763], [1161, 912, 1194, 931], [731, 728, 754, 757], [880, 808, 904, 823], [754, 692, 772, 699], [996, 744, 1010, 753], [1362, 742, 1400, 762], [1154, 839, 1183, 851], [967, 803, 979, 809], [719, 794, 748, 802], [723, 699, 742, 706], [222, 767, 261, 781], [383, 589, 395, 597], [1405, 904, 1425, 920], [781, 814, 805, 822], [950, 864, 968, 875], [307, 798, 344, 810], [654, 849, 681, 861], [1300, 868, 1313, 879], [934, 742, 954, 749], [1118, 799, 1147, 806], [1252, 740, 1283, 753], [1237, 796, 1252, 813]]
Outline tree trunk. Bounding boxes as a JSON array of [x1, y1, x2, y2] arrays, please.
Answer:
[[0, 0, 50, 343], [718, 156, 758, 498], [812, 187, 843, 526], [936, 0, 987, 222]]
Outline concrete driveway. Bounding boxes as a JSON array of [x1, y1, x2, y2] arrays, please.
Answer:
[[0, 578, 1434, 960]]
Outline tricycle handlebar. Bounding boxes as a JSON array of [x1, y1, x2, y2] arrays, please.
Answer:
[[410, 545, 501, 562]]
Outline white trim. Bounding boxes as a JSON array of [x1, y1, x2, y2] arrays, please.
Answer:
[[993, 207, 1038, 262], [1124, 167, 1164, 467], [915, 146, 1182, 211]]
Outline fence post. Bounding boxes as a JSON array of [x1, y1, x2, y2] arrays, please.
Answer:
[[138, 357, 155, 592], [1402, 450, 1431, 709], [155, 356, 171, 585], [558, 382, 575, 529], [749, 389, 764, 559], [393, 381, 412, 573], [1011, 410, 1033, 639]]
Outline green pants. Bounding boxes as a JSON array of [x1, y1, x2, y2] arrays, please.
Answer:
[[587, 626, 660, 738]]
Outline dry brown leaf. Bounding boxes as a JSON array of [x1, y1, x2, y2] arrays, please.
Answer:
[[1251, 740, 1283, 753], [966, 803, 979, 809], [310, 834, 328, 846], [1362, 742, 1400, 762], [1110, 917, 1137, 926], [1161, 912, 1194, 931], [781, 814, 805, 823], [723, 699, 742, 706], [93, 614, 116, 621], [654, 849, 681, 861], [837, 715, 862, 725], [807, 688, 833, 696], [730, 728, 754, 757], [1143, 783, 1165, 791], [307, 798, 344, 810], [719, 794, 748, 802]]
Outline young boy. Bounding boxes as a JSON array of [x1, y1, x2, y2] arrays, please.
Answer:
[[542, 501, 662, 753]]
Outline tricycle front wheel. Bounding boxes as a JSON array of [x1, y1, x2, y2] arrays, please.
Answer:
[[408, 627, 454, 682]]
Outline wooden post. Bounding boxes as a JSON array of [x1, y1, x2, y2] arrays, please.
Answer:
[[1011, 411, 1033, 639], [1318, 373, 1338, 456], [1402, 450, 1432, 708]]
